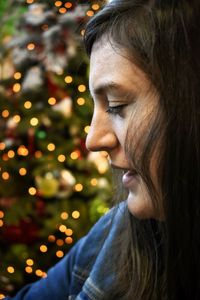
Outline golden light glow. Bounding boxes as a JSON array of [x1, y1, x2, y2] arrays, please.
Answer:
[[26, 259, 34, 266], [84, 125, 90, 134], [65, 228, 73, 236], [2, 172, 10, 180], [86, 10, 94, 17], [92, 4, 100, 10], [40, 245, 48, 253], [47, 143, 56, 151], [29, 187, 37, 196], [7, 150, 15, 158], [2, 109, 9, 118], [17, 145, 29, 156], [65, 2, 72, 8], [56, 239, 64, 246], [70, 150, 80, 160], [74, 183, 83, 192], [65, 237, 73, 244], [13, 83, 21, 93], [35, 150, 42, 158], [91, 178, 98, 186], [14, 72, 22, 80], [27, 43, 35, 51], [0, 211, 4, 218], [13, 115, 21, 123], [24, 101, 32, 109], [72, 210, 80, 219], [0, 294, 5, 299], [58, 154, 66, 162], [48, 235, 56, 242], [59, 224, 67, 232], [59, 7, 67, 13], [2, 154, 8, 161], [55, 0, 62, 7], [78, 84, 86, 92], [80, 29, 85, 36], [60, 211, 68, 220], [56, 250, 64, 258], [48, 97, 57, 105], [19, 168, 27, 176], [0, 142, 6, 150], [0, 220, 4, 227], [26, 0, 34, 3], [35, 269, 43, 277], [77, 97, 85, 105], [64, 76, 73, 83], [25, 266, 33, 273], [30, 117, 39, 126], [7, 266, 15, 274]]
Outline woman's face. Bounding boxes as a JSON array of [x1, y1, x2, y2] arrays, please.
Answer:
[[86, 40, 160, 219]]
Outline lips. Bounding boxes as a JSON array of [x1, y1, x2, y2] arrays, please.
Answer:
[[122, 170, 138, 189]]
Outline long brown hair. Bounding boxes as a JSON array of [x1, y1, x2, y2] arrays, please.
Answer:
[[84, 1, 200, 299]]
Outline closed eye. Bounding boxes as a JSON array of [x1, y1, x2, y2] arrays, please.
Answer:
[[106, 104, 127, 116]]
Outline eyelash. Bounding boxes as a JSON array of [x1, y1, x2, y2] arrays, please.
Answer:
[[106, 104, 127, 115]]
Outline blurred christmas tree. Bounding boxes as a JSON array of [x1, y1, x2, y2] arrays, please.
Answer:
[[0, 0, 111, 297]]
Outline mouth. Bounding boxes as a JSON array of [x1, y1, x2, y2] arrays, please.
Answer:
[[110, 163, 138, 188]]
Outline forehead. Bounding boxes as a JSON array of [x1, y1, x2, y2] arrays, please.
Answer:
[[89, 40, 150, 96]]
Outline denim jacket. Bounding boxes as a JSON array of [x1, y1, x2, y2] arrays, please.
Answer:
[[6, 202, 126, 300]]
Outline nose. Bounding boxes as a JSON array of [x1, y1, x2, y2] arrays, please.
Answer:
[[86, 110, 118, 152]]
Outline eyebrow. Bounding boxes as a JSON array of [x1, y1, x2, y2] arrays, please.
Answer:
[[90, 81, 135, 97]]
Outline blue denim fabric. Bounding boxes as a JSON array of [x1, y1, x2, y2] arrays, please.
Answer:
[[5, 202, 126, 300]]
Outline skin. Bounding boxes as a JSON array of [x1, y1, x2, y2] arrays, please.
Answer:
[[86, 40, 160, 219]]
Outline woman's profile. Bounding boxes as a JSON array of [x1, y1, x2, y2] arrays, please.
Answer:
[[5, 0, 200, 299]]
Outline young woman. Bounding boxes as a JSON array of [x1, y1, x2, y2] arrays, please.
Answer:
[[6, 0, 200, 299]]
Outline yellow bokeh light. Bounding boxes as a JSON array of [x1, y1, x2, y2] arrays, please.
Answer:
[[72, 210, 80, 219], [35, 269, 43, 277], [91, 178, 98, 186], [24, 101, 32, 109], [56, 250, 64, 258], [77, 97, 85, 105], [7, 150, 15, 158], [92, 4, 100, 10], [70, 150, 80, 160], [30, 117, 39, 126], [35, 150, 42, 158], [78, 84, 86, 93], [25, 266, 33, 273], [65, 237, 73, 244], [2, 110, 9, 118], [27, 43, 35, 50], [26, 0, 34, 3], [40, 245, 48, 253], [17, 145, 29, 156], [29, 187, 37, 196], [2, 172, 10, 180], [80, 29, 85, 36], [65, 228, 73, 236], [0, 211, 4, 218], [7, 266, 15, 274], [48, 235, 56, 242], [59, 224, 67, 232], [60, 211, 68, 220], [0, 294, 5, 299], [74, 184, 83, 192], [84, 125, 90, 134], [14, 72, 22, 80], [48, 97, 57, 105], [59, 7, 67, 13], [0, 220, 4, 227], [47, 143, 56, 151], [86, 10, 94, 17], [0, 142, 6, 150], [56, 239, 64, 246], [55, 0, 62, 7], [19, 167, 27, 176], [26, 259, 34, 266], [13, 115, 21, 123], [65, 2, 72, 8], [64, 76, 73, 83], [13, 83, 21, 93], [58, 154, 66, 162]]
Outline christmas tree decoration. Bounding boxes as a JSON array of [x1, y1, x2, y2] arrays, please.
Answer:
[[0, 0, 111, 297]]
